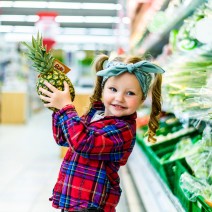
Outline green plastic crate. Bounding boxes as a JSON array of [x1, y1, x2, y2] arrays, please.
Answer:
[[174, 160, 192, 211], [136, 134, 183, 191], [136, 128, 182, 161], [146, 143, 177, 190], [136, 130, 200, 191], [174, 160, 212, 212], [191, 196, 212, 212]]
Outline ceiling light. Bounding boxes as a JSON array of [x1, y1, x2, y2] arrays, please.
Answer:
[[4, 33, 118, 45], [0, 15, 27, 22], [0, 25, 13, 33], [0, 15, 119, 24], [116, 4, 122, 10], [84, 16, 119, 23], [47, 2, 81, 9], [89, 28, 113, 36], [56, 16, 85, 23], [1, 1, 120, 10], [26, 15, 39, 22], [61, 28, 87, 35], [13, 26, 35, 33], [56, 16, 119, 24], [56, 35, 116, 44], [0, 15, 38, 22], [1, 1, 13, 7], [13, 1, 48, 8], [81, 3, 119, 10], [0, 25, 116, 36], [122, 17, 130, 24]]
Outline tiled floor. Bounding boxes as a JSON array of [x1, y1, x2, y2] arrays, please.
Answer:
[[0, 109, 145, 212]]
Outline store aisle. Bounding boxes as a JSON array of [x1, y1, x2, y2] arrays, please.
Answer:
[[0, 110, 145, 212], [0, 110, 60, 212]]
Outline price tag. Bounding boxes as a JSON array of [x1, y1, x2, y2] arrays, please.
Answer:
[[53, 59, 71, 74]]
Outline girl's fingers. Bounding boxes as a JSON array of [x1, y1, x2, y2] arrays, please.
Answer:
[[39, 87, 52, 97], [44, 81, 57, 92], [63, 81, 69, 91], [43, 103, 51, 108], [40, 95, 51, 102]]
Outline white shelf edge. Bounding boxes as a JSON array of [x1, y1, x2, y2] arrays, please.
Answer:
[[127, 143, 185, 212]]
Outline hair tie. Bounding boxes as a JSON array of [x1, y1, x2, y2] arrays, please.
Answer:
[[126, 63, 135, 72], [96, 60, 165, 98]]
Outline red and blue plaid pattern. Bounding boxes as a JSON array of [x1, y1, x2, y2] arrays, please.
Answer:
[[51, 101, 136, 211]]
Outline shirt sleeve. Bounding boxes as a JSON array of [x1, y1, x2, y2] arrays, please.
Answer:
[[52, 105, 75, 147], [52, 105, 136, 161]]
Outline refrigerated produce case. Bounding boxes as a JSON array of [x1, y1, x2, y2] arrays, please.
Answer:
[[127, 0, 212, 211]]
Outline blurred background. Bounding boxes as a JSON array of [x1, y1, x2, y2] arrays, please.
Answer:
[[0, 0, 212, 212]]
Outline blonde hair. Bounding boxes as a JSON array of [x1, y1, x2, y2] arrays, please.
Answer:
[[147, 74, 162, 143], [88, 54, 108, 109], [87, 54, 163, 143]]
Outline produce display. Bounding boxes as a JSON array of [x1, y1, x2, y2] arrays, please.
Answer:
[[22, 32, 75, 112], [180, 126, 212, 208], [175, 2, 208, 51], [160, 1, 212, 125], [137, 115, 212, 209], [160, 134, 202, 162], [162, 41, 212, 125], [180, 173, 212, 207], [134, 0, 212, 211]]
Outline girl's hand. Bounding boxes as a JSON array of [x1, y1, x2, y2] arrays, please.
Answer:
[[39, 81, 73, 110]]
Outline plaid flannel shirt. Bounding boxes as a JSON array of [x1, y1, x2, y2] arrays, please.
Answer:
[[51, 101, 136, 211]]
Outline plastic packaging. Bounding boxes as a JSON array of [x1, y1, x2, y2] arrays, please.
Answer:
[[180, 126, 212, 203], [180, 172, 212, 202], [186, 125, 212, 184]]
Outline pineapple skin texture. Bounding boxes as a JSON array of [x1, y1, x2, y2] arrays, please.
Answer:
[[36, 69, 75, 112]]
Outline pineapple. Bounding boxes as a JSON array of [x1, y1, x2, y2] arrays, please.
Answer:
[[21, 32, 75, 112]]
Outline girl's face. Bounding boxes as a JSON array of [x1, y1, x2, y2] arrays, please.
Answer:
[[102, 72, 143, 117]]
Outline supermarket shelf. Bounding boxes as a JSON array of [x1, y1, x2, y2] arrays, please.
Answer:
[[137, 0, 205, 56], [129, 0, 169, 49], [127, 143, 185, 212]]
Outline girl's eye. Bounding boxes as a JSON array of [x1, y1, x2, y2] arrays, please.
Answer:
[[109, 87, 117, 92], [127, 91, 135, 96]]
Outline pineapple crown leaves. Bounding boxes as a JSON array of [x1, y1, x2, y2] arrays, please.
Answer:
[[21, 32, 55, 74]]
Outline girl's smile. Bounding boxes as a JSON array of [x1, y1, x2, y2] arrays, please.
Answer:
[[112, 104, 127, 110]]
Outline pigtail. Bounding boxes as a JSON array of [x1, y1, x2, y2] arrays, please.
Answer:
[[147, 74, 162, 143], [85, 54, 109, 114]]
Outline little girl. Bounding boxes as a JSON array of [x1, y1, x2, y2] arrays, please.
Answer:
[[39, 54, 165, 212]]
